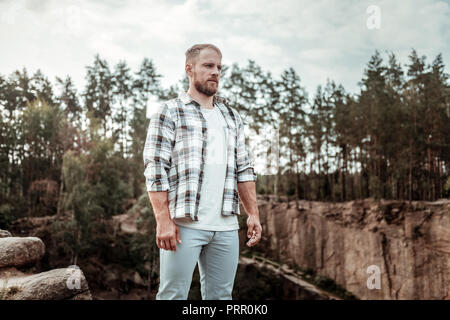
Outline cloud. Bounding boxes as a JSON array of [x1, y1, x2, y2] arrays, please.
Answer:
[[0, 0, 448, 98]]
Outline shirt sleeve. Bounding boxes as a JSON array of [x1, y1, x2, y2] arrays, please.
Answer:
[[235, 112, 257, 183], [143, 103, 175, 192]]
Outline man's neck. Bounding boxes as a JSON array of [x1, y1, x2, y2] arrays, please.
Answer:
[[187, 88, 214, 109]]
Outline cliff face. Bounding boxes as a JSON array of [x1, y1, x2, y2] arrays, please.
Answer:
[[255, 196, 450, 300], [3, 196, 448, 300]]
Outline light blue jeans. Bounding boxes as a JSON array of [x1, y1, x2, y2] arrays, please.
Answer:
[[156, 225, 239, 300]]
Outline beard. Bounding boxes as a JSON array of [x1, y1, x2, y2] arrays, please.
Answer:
[[193, 75, 218, 97]]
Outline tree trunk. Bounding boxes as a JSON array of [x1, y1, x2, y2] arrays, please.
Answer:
[[56, 167, 65, 217], [409, 138, 413, 203]]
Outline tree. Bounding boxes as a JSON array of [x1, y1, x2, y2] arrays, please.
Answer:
[[275, 68, 308, 206], [31, 69, 55, 105], [56, 75, 82, 124], [83, 54, 113, 137], [19, 98, 68, 216], [358, 50, 388, 199], [112, 60, 133, 156]]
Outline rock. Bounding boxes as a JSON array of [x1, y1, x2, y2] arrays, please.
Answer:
[[0, 237, 45, 268], [133, 271, 146, 287], [0, 229, 93, 300], [0, 267, 92, 300], [112, 210, 144, 235], [104, 269, 119, 288], [0, 230, 12, 238]]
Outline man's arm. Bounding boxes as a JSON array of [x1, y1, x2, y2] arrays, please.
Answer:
[[143, 103, 174, 193], [143, 104, 180, 251], [147, 191, 170, 223], [237, 181, 259, 217], [235, 112, 261, 246]]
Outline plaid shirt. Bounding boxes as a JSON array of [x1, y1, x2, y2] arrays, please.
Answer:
[[143, 91, 257, 221]]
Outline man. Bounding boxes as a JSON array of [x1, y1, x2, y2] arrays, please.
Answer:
[[143, 43, 262, 300]]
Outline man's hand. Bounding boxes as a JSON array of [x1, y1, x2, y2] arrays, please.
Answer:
[[246, 215, 262, 247], [237, 181, 262, 247], [156, 215, 182, 251], [148, 191, 182, 251]]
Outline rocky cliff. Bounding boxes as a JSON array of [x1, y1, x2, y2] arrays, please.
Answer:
[[255, 195, 450, 300], [3, 196, 448, 300]]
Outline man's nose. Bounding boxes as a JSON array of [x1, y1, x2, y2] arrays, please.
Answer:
[[211, 67, 220, 76]]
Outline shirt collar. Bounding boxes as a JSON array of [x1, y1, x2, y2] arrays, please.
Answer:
[[178, 91, 234, 129], [178, 91, 224, 107]]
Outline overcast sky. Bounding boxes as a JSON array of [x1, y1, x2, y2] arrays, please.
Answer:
[[1, 0, 449, 100]]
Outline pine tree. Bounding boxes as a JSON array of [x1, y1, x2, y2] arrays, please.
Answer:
[[275, 68, 308, 206], [83, 54, 113, 137], [112, 60, 133, 157], [56, 76, 82, 124]]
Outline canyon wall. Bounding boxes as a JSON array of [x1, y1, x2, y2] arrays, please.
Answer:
[[254, 196, 449, 300]]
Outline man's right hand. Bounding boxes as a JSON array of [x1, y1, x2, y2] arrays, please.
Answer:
[[156, 216, 182, 251]]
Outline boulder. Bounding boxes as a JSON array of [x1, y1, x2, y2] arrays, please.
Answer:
[[0, 230, 12, 238], [0, 229, 92, 300], [0, 267, 92, 300], [0, 237, 45, 268]]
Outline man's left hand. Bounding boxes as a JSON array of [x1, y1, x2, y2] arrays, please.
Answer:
[[246, 215, 262, 247]]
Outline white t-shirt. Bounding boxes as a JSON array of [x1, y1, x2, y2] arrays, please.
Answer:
[[173, 105, 240, 231]]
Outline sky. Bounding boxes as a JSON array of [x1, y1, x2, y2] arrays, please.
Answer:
[[1, 0, 449, 100]]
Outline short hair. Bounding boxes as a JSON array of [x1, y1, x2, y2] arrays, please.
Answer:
[[185, 44, 222, 66]]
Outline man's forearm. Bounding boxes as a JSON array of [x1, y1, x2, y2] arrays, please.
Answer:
[[237, 181, 259, 217], [147, 191, 171, 222]]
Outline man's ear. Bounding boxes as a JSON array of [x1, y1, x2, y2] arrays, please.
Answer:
[[185, 63, 192, 76]]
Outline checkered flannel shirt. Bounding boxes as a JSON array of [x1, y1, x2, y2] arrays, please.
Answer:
[[143, 91, 257, 221]]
